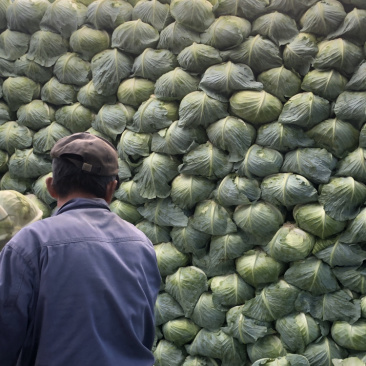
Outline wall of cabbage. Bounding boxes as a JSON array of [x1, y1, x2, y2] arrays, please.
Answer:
[[1, 0, 366, 364]]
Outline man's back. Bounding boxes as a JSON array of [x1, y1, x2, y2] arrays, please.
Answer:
[[0, 198, 161, 366]]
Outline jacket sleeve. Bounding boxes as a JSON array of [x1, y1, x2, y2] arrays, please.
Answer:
[[0, 245, 34, 366]]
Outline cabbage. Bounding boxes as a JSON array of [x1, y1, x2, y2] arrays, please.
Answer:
[[294, 203, 347, 239], [276, 313, 322, 353], [0, 121, 33, 154], [211, 174, 261, 206], [132, 0, 172, 32], [200, 15, 251, 50], [199, 62, 263, 102], [222, 305, 275, 345], [118, 130, 151, 160], [41, 77, 77, 106], [252, 12, 299, 46], [53, 53, 91, 86], [0, 0, 10, 29], [301, 69, 348, 101], [332, 265, 366, 294], [133, 153, 180, 199], [331, 320, 366, 351], [220, 35, 282, 74], [256, 123, 314, 152], [155, 292, 184, 326], [114, 180, 147, 205], [319, 177, 366, 221], [242, 280, 301, 322], [334, 91, 366, 129], [193, 251, 235, 277], [295, 289, 361, 324], [129, 96, 178, 133], [117, 158, 132, 182], [154, 67, 199, 101], [33, 122, 71, 154], [307, 118, 359, 158], [340, 207, 366, 244], [300, 0, 346, 36], [313, 39, 364, 76], [346, 61, 366, 91], [91, 49, 133, 96], [0, 58, 16, 78], [77, 80, 116, 111], [86, 0, 133, 31], [15, 55, 53, 84], [252, 355, 311, 366], [178, 91, 228, 129], [230, 90, 283, 126], [25, 193, 51, 219], [117, 77, 155, 107], [236, 144, 283, 178], [165, 266, 208, 317], [236, 249, 286, 288], [138, 198, 188, 227], [154, 242, 190, 277], [247, 335, 287, 363], [267, 0, 318, 19], [281, 148, 337, 184], [40, 0, 87, 38], [0, 29, 30, 61], [207, 116, 256, 162], [170, 0, 214, 32], [283, 33, 318, 76], [154, 340, 185, 366], [191, 292, 226, 331], [70, 25, 110, 60], [0, 150, 8, 173], [162, 317, 200, 346], [132, 48, 177, 81], [55, 103, 93, 133], [191, 199, 237, 235], [136, 220, 171, 244], [177, 43, 222, 74], [111, 20, 159, 55], [32, 172, 55, 206], [110, 199, 142, 223], [332, 358, 366, 366], [213, 0, 268, 20], [261, 173, 318, 208], [182, 356, 220, 366], [0, 172, 33, 194], [170, 174, 215, 210]]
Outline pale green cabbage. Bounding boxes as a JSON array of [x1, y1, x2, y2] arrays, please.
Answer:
[[77, 80, 116, 110], [155, 292, 184, 326], [0, 121, 33, 154], [109, 199, 142, 224], [247, 335, 287, 364], [154, 340, 185, 366], [55, 103, 93, 133], [334, 91, 366, 129], [331, 320, 366, 351], [136, 220, 171, 244], [41, 77, 77, 105], [0, 29, 30, 61], [33, 122, 71, 154], [117, 77, 155, 108], [15, 55, 53, 84]]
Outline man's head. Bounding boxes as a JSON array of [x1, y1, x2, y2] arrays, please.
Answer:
[[46, 133, 119, 205]]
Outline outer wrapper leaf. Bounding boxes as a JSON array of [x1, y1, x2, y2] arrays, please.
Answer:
[[247, 335, 287, 364], [261, 173, 318, 207], [132, 0, 172, 32], [275, 313, 321, 353], [281, 148, 337, 185], [332, 358, 366, 366], [170, 0, 214, 32], [33, 122, 71, 154], [331, 320, 366, 351], [300, 0, 346, 36], [252, 11, 299, 46], [41, 77, 77, 106], [0, 29, 30, 61], [340, 207, 366, 244], [55, 103, 93, 133], [278, 92, 330, 130], [284, 256, 340, 295], [0, 172, 32, 194], [241, 280, 301, 322], [53, 52, 91, 86], [91, 49, 133, 96], [155, 292, 185, 326], [295, 290, 361, 324], [200, 15, 251, 50], [40, 0, 87, 38], [77, 80, 116, 111], [132, 48, 177, 81], [178, 91, 228, 129], [207, 117, 256, 162], [170, 174, 215, 210], [266, 0, 318, 19], [222, 305, 275, 345], [165, 266, 208, 317], [233, 201, 285, 245], [221, 35, 282, 74], [86, 0, 133, 31], [17, 100, 54, 130], [319, 177, 366, 221], [138, 198, 188, 227], [236, 248, 286, 288], [111, 19, 159, 55], [213, 0, 268, 20], [334, 91, 366, 129], [346, 61, 366, 91], [191, 292, 226, 331], [133, 153, 180, 199], [333, 265, 366, 294], [193, 251, 235, 277], [256, 123, 314, 153], [230, 90, 283, 126], [177, 43, 222, 74], [118, 130, 151, 159], [283, 33, 318, 76], [191, 199, 237, 236], [178, 142, 233, 180], [252, 354, 311, 366], [154, 340, 185, 366], [307, 119, 359, 159]]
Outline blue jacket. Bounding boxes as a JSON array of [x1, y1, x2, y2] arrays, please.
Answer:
[[0, 198, 161, 366]]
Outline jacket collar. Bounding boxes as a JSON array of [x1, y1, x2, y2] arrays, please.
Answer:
[[55, 198, 110, 216]]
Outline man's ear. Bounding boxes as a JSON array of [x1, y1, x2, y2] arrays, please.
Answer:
[[105, 179, 118, 204], [46, 176, 58, 199]]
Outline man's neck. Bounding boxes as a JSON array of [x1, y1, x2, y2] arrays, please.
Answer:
[[57, 192, 99, 207]]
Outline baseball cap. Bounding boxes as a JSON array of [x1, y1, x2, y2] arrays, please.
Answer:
[[50, 132, 119, 176]]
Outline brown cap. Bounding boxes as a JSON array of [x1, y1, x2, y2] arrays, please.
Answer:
[[50, 132, 119, 176]]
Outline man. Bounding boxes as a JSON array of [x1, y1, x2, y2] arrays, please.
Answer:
[[0, 132, 161, 366]]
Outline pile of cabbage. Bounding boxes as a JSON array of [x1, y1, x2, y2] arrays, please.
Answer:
[[1, 0, 366, 364]]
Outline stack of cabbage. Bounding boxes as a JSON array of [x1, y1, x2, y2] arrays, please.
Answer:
[[1, 0, 366, 364]]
